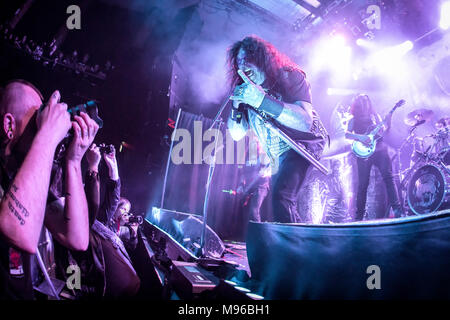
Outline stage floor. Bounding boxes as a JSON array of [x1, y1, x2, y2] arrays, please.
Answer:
[[221, 240, 251, 277]]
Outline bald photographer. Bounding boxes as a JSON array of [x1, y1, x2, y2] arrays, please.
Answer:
[[0, 80, 99, 299]]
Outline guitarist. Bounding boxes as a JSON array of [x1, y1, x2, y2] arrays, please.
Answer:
[[345, 94, 403, 221]]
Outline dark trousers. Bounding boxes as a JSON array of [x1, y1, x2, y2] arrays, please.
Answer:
[[271, 150, 311, 223], [246, 183, 269, 222], [355, 146, 402, 221]]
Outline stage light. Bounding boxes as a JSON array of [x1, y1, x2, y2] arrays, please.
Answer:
[[152, 207, 161, 223], [312, 34, 348, 66], [308, 34, 354, 84], [441, 1, 450, 30], [246, 292, 264, 300], [327, 88, 358, 96], [356, 38, 376, 49], [399, 40, 414, 53], [366, 40, 413, 73], [331, 37, 352, 73]]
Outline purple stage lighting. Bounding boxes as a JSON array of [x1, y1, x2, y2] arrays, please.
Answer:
[[356, 38, 365, 46], [366, 40, 413, 73], [441, 1, 450, 30]]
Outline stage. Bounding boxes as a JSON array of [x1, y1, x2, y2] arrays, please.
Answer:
[[140, 208, 450, 300]]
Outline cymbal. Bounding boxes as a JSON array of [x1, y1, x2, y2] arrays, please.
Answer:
[[404, 109, 434, 126]]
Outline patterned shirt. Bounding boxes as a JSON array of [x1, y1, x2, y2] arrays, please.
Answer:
[[244, 69, 327, 164]]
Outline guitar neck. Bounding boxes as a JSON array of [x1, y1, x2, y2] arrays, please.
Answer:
[[370, 120, 386, 136], [370, 108, 396, 135], [346, 132, 364, 141]]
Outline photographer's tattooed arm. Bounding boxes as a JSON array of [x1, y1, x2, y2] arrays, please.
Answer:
[[0, 89, 72, 254], [0, 128, 61, 254]]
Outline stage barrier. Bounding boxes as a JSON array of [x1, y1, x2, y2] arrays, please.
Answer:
[[246, 211, 450, 299]]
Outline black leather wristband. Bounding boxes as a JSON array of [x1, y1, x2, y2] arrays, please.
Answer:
[[258, 94, 284, 118]]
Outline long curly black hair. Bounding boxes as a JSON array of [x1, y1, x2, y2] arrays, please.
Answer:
[[227, 35, 303, 90], [350, 94, 376, 119]]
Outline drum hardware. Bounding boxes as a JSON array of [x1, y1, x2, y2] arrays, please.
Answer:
[[397, 122, 427, 180], [397, 112, 449, 215], [404, 108, 434, 127], [435, 116, 450, 130]]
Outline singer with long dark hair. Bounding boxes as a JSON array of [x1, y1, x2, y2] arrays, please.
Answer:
[[226, 35, 328, 223]]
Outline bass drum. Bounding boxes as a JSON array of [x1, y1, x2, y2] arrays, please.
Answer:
[[407, 163, 449, 215]]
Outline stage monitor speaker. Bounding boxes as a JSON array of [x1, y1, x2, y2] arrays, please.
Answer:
[[246, 211, 450, 299], [170, 261, 218, 299], [147, 207, 225, 259]]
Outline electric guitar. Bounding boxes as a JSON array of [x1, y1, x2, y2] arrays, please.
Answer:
[[349, 99, 405, 158]]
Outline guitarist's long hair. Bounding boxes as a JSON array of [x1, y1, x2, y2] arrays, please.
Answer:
[[350, 94, 376, 120], [227, 35, 304, 90]]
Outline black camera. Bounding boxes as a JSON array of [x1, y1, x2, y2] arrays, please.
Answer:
[[67, 101, 103, 128], [39, 100, 103, 128], [128, 215, 143, 225], [99, 144, 114, 154]]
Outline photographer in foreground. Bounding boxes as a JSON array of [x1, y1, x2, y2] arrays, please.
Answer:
[[0, 80, 98, 299]]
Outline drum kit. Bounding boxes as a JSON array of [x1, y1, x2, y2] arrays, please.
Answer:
[[398, 109, 449, 215]]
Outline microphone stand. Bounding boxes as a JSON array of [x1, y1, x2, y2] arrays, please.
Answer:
[[200, 95, 229, 259], [208, 94, 231, 131]]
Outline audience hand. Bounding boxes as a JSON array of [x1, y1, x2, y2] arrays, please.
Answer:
[[102, 144, 119, 180], [66, 112, 99, 164], [86, 143, 101, 172]]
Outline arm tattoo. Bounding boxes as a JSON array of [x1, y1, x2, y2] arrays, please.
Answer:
[[7, 200, 25, 225], [6, 184, 30, 225]]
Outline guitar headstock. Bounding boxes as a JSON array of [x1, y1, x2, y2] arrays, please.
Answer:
[[393, 99, 406, 110], [388, 99, 405, 115]]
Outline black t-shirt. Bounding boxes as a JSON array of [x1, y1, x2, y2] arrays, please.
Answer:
[[0, 242, 33, 300], [267, 68, 312, 104]]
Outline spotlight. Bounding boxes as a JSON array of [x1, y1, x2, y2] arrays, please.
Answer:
[[152, 207, 161, 223], [356, 38, 375, 49], [246, 292, 264, 300], [441, 1, 450, 30], [356, 38, 375, 50], [325, 35, 352, 69], [366, 40, 413, 72], [399, 40, 414, 53], [327, 88, 358, 96]]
